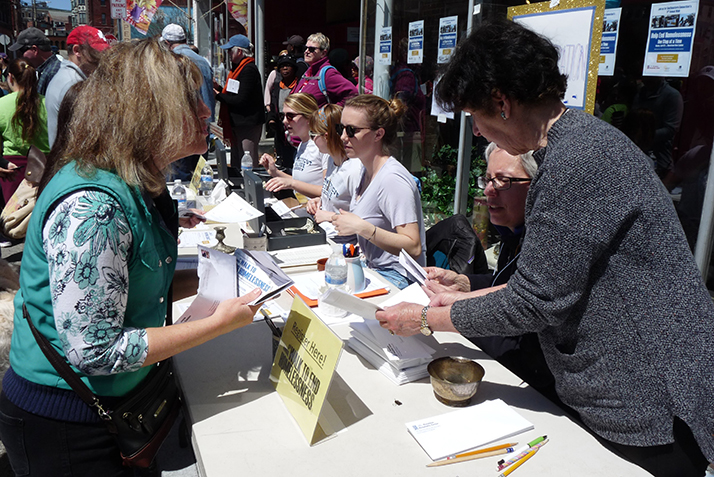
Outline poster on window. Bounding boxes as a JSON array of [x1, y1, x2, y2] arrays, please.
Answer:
[[438, 16, 458, 64], [642, 0, 698, 77], [509, 0, 605, 114], [379, 26, 392, 65], [599, 8, 621, 76], [408, 20, 424, 64]]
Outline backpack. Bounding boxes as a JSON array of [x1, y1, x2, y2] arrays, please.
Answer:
[[300, 65, 336, 103]]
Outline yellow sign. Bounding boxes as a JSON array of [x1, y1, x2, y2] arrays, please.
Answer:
[[189, 155, 206, 194], [657, 54, 679, 63], [270, 296, 344, 445]]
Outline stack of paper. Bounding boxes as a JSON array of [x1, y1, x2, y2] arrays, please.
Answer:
[[405, 399, 535, 461], [347, 320, 434, 385]]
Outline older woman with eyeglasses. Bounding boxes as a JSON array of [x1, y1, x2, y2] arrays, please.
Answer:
[[330, 95, 425, 289], [306, 105, 363, 243], [292, 32, 357, 107], [259, 93, 328, 198]]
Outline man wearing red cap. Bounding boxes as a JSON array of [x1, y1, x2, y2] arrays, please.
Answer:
[[45, 26, 109, 146]]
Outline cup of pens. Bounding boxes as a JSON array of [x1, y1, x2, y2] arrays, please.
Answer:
[[427, 356, 485, 407]]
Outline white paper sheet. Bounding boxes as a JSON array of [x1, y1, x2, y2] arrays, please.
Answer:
[[399, 249, 428, 285], [226, 78, 240, 93], [204, 192, 263, 223], [406, 399, 535, 461]]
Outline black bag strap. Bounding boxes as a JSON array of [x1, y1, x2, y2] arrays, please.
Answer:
[[22, 303, 112, 420]]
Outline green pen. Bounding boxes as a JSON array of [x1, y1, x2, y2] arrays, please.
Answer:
[[499, 435, 547, 464]]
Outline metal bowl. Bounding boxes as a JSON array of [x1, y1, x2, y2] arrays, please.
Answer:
[[427, 357, 485, 407]]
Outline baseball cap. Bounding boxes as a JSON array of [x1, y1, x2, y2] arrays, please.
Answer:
[[9, 27, 50, 52], [67, 26, 110, 52], [161, 24, 186, 43], [282, 35, 304, 47], [220, 34, 251, 50], [277, 55, 297, 70]]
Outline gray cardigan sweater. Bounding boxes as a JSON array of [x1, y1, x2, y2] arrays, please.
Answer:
[[451, 109, 714, 459]]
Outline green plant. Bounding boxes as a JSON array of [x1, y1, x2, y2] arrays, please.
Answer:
[[421, 145, 486, 217]]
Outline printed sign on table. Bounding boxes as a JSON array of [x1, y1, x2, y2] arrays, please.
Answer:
[[642, 0, 699, 77], [408, 20, 424, 64], [270, 296, 344, 445], [438, 16, 458, 64], [379, 26, 392, 65], [599, 7, 622, 76]]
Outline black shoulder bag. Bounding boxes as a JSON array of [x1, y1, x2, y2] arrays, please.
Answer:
[[22, 304, 182, 469]]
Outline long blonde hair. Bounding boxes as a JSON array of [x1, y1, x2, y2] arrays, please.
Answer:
[[47, 38, 203, 196]]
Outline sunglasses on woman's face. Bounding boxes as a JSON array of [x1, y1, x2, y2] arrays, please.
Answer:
[[280, 112, 302, 122], [335, 123, 371, 138]]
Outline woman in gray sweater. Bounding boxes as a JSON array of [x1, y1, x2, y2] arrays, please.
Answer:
[[376, 20, 714, 477]]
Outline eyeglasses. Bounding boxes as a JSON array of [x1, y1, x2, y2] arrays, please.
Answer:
[[477, 176, 532, 191], [279, 112, 302, 122], [305, 46, 322, 53], [335, 123, 372, 138], [308, 131, 324, 139]]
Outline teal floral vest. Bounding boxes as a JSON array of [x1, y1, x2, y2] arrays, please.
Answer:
[[11, 163, 177, 396]]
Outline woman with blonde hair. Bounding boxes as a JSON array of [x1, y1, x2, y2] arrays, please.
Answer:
[[331, 95, 425, 289], [260, 92, 329, 198], [0, 39, 262, 475], [0, 58, 50, 203], [306, 104, 362, 241]]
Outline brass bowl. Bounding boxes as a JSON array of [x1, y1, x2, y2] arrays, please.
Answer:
[[427, 357, 485, 407]]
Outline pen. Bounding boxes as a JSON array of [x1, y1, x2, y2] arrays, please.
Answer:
[[497, 439, 549, 470], [501, 435, 546, 462], [426, 447, 515, 467], [260, 309, 282, 338], [497, 448, 538, 477]]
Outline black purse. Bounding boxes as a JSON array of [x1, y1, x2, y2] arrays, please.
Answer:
[[22, 304, 182, 468]]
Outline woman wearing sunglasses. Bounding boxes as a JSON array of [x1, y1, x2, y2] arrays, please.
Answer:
[[259, 93, 329, 198], [306, 105, 363, 242], [331, 95, 426, 289]]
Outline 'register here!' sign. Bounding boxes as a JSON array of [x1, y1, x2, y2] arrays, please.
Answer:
[[270, 296, 344, 445]]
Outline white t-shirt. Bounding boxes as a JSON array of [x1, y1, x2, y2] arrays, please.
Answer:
[[321, 157, 363, 214], [351, 157, 426, 275], [292, 140, 329, 186]]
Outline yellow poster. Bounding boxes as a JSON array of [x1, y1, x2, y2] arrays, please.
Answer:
[[270, 296, 344, 445], [190, 155, 206, 194]]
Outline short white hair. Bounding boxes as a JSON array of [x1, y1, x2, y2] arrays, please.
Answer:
[[483, 142, 537, 179]]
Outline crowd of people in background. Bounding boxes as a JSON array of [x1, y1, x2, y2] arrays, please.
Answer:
[[0, 18, 713, 477]]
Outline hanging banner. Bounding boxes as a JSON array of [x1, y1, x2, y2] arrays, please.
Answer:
[[408, 20, 424, 64], [126, 0, 163, 35], [111, 0, 125, 20], [642, 0, 699, 77], [438, 16, 458, 64], [509, 0, 605, 114], [228, 0, 248, 34], [599, 7, 622, 76], [379, 26, 392, 65]]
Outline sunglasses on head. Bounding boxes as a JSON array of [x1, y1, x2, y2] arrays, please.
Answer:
[[279, 112, 302, 122], [308, 131, 324, 139], [305, 46, 322, 53], [335, 123, 371, 138]]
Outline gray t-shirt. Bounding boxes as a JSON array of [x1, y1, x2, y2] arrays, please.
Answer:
[[351, 157, 426, 275], [292, 140, 329, 186], [45, 59, 86, 147], [321, 157, 363, 214]]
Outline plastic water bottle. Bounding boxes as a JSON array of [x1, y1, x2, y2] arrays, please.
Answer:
[[171, 179, 187, 211], [241, 151, 253, 172], [199, 164, 214, 196], [325, 245, 348, 289], [319, 245, 349, 318]]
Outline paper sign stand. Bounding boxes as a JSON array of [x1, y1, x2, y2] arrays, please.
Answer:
[[270, 296, 353, 445]]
